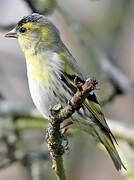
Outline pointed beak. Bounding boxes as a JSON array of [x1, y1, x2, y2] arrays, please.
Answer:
[[5, 28, 18, 38]]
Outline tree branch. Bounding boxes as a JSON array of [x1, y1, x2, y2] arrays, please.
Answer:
[[23, 0, 38, 12], [23, 0, 56, 15], [46, 77, 97, 180], [56, 2, 134, 104], [99, 55, 134, 98]]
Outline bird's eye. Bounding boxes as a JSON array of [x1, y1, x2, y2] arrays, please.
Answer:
[[19, 27, 27, 33]]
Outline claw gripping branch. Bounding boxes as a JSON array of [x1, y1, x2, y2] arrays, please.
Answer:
[[47, 77, 98, 180]]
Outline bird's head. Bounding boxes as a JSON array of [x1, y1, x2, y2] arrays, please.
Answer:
[[5, 13, 60, 52]]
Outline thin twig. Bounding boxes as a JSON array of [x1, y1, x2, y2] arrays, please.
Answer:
[[23, 0, 38, 12], [56, 3, 134, 103], [23, 0, 56, 15], [47, 77, 97, 180], [100, 55, 134, 97]]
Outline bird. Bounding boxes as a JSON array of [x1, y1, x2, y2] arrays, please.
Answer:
[[5, 13, 126, 171]]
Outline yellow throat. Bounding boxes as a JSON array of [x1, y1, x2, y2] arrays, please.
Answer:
[[25, 51, 51, 85]]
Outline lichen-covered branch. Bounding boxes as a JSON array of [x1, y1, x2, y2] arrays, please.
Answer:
[[47, 111, 66, 180], [1, 98, 134, 180], [46, 77, 97, 180]]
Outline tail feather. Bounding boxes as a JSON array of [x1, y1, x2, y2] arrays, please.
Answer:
[[94, 126, 126, 171]]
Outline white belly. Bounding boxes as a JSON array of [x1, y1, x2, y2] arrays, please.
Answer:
[[27, 69, 95, 141], [27, 72, 72, 119]]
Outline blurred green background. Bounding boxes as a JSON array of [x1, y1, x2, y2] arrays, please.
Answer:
[[0, 0, 134, 180]]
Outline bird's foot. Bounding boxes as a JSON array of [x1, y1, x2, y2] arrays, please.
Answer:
[[61, 133, 70, 154], [61, 121, 73, 154], [61, 121, 73, 134]]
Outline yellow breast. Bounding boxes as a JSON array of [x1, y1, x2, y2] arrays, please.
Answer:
[[25, 52, 51, 85]]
